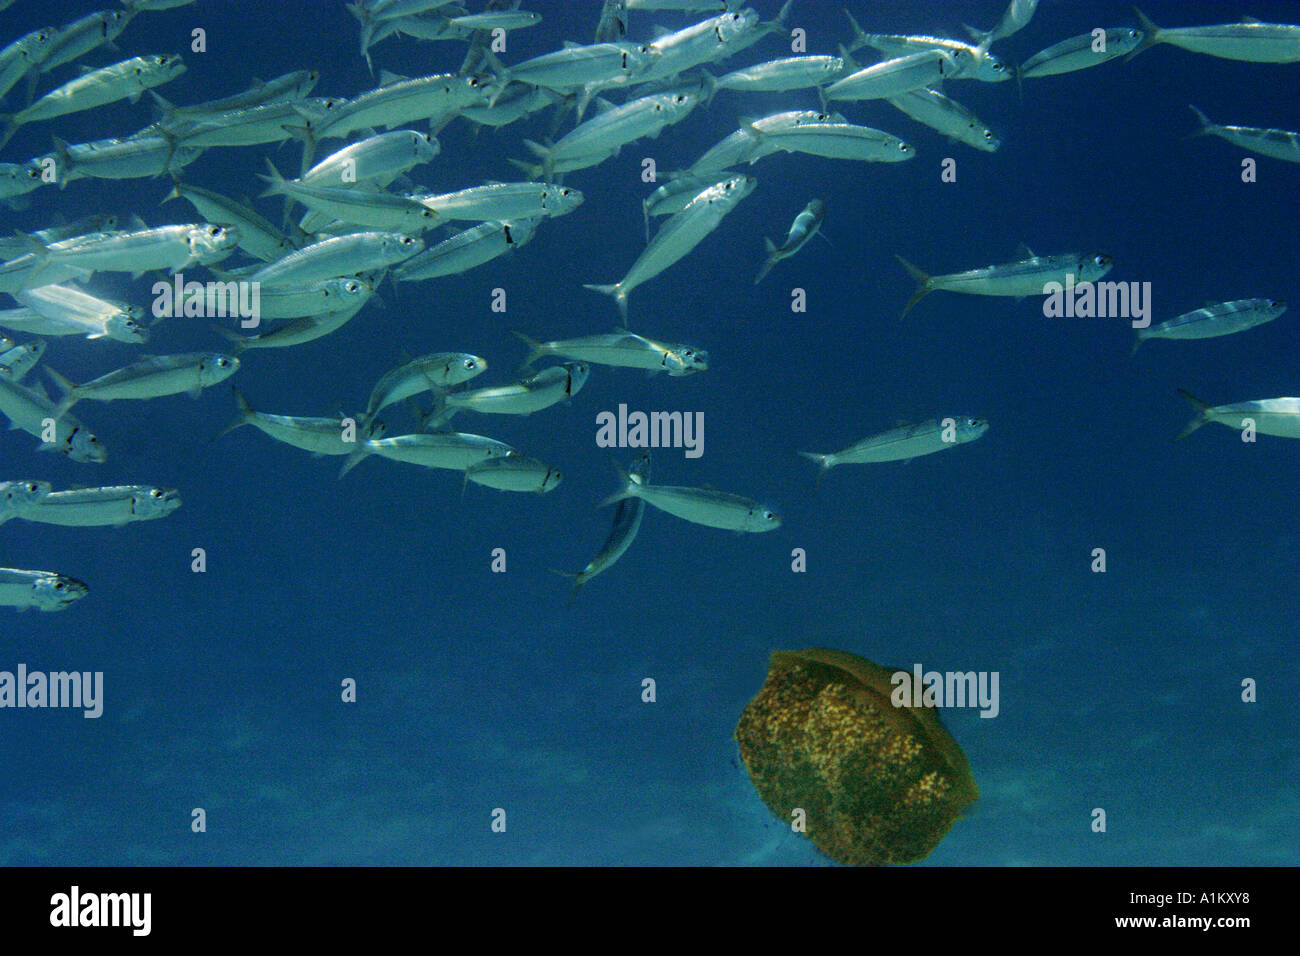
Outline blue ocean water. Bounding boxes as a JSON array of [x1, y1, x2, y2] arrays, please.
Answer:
[[0, 0, 1296, 866]]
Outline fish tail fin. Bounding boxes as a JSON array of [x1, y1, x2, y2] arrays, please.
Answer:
[[799, 451, 833, 490], [597, 460, 638, 508], [419, 388, 454, 432], [215, 385, 252, 441], [642, 204, 651, 244], [548, 568, 583, 608], [148, 90, 176, 119], [1129, 334, 1145, 358], [895, 254, 932, 319], [0, 117, 20, 151], [209, 322, 248, 353], [1186, 104, 1216, 137], [1174, 389, 1210, 440], [699, 71, 718, 108], [338, 442, 373, 478], [843, 8, 867, 50], [1128, 8, 1161, 59], [44, 367, 79, 420], [507, 158, 542, 179], [754, 238, 778, 284], [257, 157, 289, 198], [511, 329, 545, 370], [582, 283, 627, 324], [962, 23, 992, 46], [771, 0, 794, 32], [520, 139, 553, 180]]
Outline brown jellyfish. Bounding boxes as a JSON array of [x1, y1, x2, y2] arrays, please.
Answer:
[[735, 648, 979, 866]]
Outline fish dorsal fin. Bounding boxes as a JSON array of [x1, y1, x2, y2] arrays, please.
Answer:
[[1242, 16, 1262, 24], [651, 25, 672, 40], [592, 97, 618, 114], [1015, 242, 1037, 259], [561, 40, 580, 49], [378, 70, 409, 86]]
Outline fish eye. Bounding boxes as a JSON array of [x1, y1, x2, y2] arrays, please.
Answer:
[[1271, 299, 1284, 308], [150, 489, 163, 499], [764, 511, 775, 520], [209, 226, 222, 236], [1095, 255, 1110, 265], [983, 129, 994, 140], [346, 281, 360, 291]]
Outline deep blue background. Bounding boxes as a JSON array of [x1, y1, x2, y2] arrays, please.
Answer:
[[0, 0, 1296, 865]]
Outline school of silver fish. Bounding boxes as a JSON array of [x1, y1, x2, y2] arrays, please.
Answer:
[[0, 0, 1295, 611]]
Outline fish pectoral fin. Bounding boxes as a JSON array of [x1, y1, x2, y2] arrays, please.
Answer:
[[1014, 242, 1036, 259]]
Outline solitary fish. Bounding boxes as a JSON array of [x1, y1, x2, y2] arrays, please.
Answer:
[[1175, 391, 1300, 441], [825, 49, 964, 102], [555, 451, 650, 602], [715, 55, 845, 94], [801, 418, 988, 473], [340, 432, 515, 477], [1188, 106, 1300, 164], [584, 173, 755, 323], [46, 352, 239, 420], [0, 54, 186, 149], [897, 250, 1114, 318], [599, 464, 780, 533], [218, 387, 385, 456], [1133, 298, 1285, 355], [755, 199, 825, 284], [886, 87, 999, 152], [1131, 9, 1300, 63], [464, 454, 562, 494], [1021, 29, 1144, 79], [17, 485, 181, 527], [513, 330, 707, 376], [0, 568, 88, 612]]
